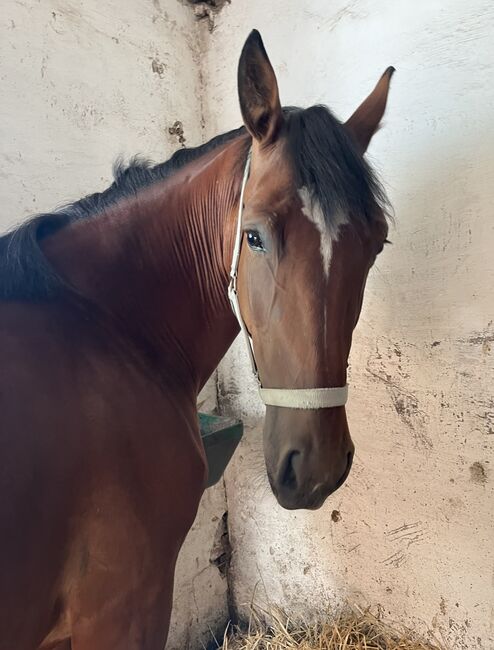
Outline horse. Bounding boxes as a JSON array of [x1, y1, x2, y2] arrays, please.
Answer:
[[0, 29, 393, 650]]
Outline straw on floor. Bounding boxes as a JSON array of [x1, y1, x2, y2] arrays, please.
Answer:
[[214, 606, 445, 650]]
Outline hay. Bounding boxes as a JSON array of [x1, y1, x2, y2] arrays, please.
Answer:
[[214, 606, 445, 650]]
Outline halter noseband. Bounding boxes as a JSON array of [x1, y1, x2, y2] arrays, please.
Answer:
[[227, 151, 348, 410]]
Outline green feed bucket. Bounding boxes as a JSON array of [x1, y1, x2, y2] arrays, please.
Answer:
[[199, 413, 243, 488]]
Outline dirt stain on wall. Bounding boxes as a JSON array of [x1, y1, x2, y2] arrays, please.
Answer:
[[469, 461, 487, 484]]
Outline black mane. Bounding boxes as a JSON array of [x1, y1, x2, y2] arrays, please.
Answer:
[[0, 106, 388, 301], [284, 105, 389, 229]]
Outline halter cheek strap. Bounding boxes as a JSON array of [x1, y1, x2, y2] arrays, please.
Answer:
[[227, 151, 348, 410]]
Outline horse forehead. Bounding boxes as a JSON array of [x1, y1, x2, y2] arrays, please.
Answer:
[[297, 186, 349, 279], [245, 178, 295, 214], [249, 149, 294, 195]]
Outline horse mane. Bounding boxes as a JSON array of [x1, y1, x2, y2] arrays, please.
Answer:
[[283, 105, 390, 229], [0, 106, 388, 302], [0, 127, 246, 301]]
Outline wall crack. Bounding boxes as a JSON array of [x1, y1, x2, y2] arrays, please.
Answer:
[[181, 0, 231, 32]]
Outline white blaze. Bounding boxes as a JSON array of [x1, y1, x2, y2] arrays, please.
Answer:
[[298, 186, 334, 278]]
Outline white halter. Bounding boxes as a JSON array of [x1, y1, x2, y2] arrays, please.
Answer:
[[227, 151, 348, 410]]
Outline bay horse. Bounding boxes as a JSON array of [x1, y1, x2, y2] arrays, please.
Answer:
[[0, 30, 393, 650]]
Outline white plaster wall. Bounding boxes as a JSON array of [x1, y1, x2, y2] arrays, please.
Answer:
[[202, 2, 494, 648], [0, 2, 227, 648]]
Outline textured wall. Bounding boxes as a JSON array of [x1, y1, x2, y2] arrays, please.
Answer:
[[202, 2, 494, 648], [0, 0, 204, 227], [0, 2, 227, 648]]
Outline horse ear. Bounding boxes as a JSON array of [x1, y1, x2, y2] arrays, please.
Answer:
[[345, 67, 395, 153], [238, 30, 283, 145]]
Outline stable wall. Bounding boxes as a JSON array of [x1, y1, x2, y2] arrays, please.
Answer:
[[0, 2, 227, 648], [202, 2, 494, 649]]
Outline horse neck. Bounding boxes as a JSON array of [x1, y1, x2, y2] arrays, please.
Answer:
[[45, 139, 248, 394]]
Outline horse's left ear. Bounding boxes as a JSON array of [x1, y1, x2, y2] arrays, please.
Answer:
[[238, 30, 283, 145], [345, 66, 395, 153]]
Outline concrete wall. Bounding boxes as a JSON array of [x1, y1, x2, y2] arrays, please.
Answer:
[[203, 2, 494, 649], [0, 2, 227, 648]]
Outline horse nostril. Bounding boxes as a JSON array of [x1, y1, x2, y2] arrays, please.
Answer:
[[335, 450, 354, 490], [280, 450, 300, 491]]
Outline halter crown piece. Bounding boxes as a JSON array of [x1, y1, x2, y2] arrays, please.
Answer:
[[227, 151, 349, 410]]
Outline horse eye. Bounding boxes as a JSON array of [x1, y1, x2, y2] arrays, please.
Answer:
[[376, 238, 391, 255], [246, 229, 265, 252]]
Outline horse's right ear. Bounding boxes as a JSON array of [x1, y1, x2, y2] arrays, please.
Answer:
[[344, 67, 395, 154], [238, 30, 283, 145]]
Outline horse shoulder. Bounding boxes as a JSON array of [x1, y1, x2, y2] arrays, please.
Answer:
[[0, 301, 206, 648]]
